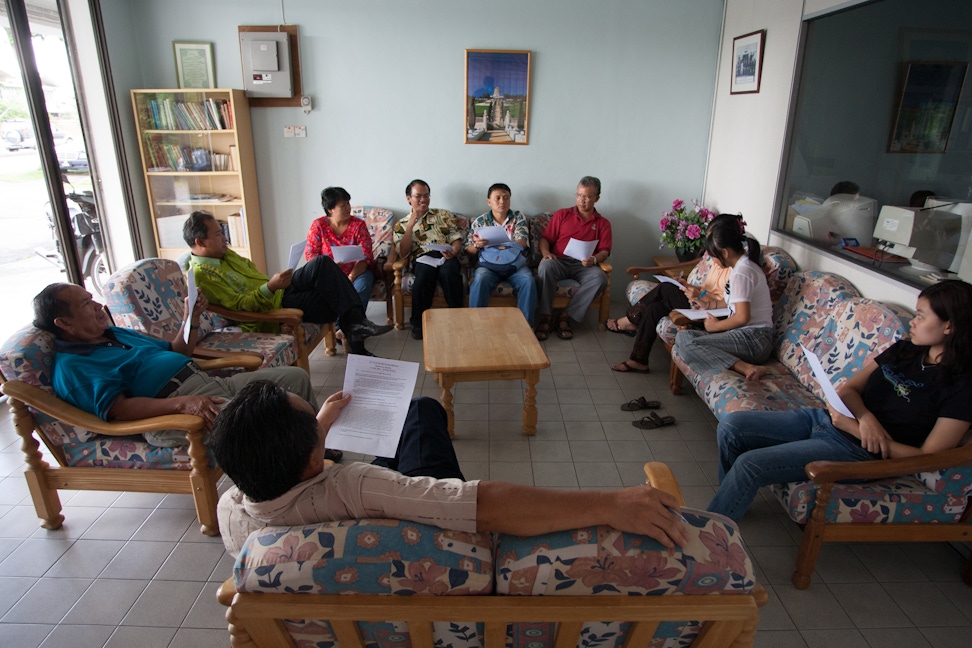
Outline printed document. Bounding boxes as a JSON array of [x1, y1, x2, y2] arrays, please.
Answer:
[[184, 270, 197, 345], [476, 225, 512, 245], [327, 355, 420, 457], [423, 243, 455, 253], [415, 255, 446, 267], [800, 344, 855, 418], [654, 274, 684, 287], [331, 245, 366, 264], [564, 238, 597, 261], [288, 241, 306, 270], [673, 307, 731, 320]]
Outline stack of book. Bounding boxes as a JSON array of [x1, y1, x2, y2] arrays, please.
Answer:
[[147, 97, 234, 130]]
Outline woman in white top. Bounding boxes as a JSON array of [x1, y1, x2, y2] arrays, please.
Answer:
[[674, 215, 774, 381]]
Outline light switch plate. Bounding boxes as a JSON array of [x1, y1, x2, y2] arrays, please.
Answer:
[[283, 126, 294, 138], [294, 126, 307, 138]]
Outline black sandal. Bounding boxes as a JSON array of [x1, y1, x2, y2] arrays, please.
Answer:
[[535, 317, 552, 341], [556, 316, 573, 340], [620, 396, 661, 412], [632, 412, 676, 429]]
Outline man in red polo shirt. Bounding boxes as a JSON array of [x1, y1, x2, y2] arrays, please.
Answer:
[[534, 176, 612, 340]]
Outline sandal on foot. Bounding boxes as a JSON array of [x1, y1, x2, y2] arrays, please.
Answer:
[[633, 411, 676, 429], [605, 319, 637, 337], [611, 360, 650, 374], [535, 318, 552, 341], [620, 396, 661, 411], [557, 317, 574, 340]]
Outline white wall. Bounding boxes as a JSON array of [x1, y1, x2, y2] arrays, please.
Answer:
[[705, 0, 920, 308], [106, 0, 724, 275]]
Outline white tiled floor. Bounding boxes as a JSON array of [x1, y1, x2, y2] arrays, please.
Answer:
[[0, 305, 970, 647]]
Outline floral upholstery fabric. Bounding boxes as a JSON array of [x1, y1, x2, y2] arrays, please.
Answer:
[[235, 519, 493, 648], [355, 205, 395, 302], [0, 324, 201, 469], [671, 271, 909, 419], [104, 258, 297, 369], [496, 512, 755, 648]]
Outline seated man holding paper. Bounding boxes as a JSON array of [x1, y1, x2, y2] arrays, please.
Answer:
[[393, 179, 464, 340], [707, 279, 972, 522], [465, 183, 537, 326], [535, 176, 612, 340], [184, 211, 391, 356], [211, 378, 691, 557], [607, 213, 736, 373], [305, 186, 375, 310]]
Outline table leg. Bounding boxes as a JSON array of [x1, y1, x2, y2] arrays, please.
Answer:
[[522, 370, 539, 436], [439, 373, 455, 437]]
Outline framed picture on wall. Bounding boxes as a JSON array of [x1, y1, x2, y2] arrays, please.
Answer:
[[888, 62, 968, 154], [730, 30, 765, 94], [465, 49, 531, 145], [173, 41, 216, 89]]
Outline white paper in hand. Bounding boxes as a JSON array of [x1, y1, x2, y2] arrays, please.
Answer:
[[326, 356, 419, 457], [653, 274, 683, 287], [800, 344, 855, 419], [563, 238, 597, 261], [288, 241, 307, 270], [476, 225, 512, 245], [331, 245, 366, 264], [423, 243, 454, 253], [184, 270, 197, 345]]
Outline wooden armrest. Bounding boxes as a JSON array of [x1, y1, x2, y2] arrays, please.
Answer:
[[207, 304, 304, 328], [392, 258, 406, 272], [195, 354, 263, 371], [597, 260, 613, 273], [805, 444, 972, 483], [216, 577, 238, 606], [643, 462, 686, 506], [668, 310, 692, 327], [626, 258, 700, 279], [0, 381, 205, 435]]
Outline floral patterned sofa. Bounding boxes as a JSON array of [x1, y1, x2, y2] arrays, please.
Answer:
[[217, 512, 764, 648]]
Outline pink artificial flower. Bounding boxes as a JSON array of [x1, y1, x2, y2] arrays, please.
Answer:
[[672, 199, 685, 211], [659, 217, 670, 231], [686, 224, 702, 240]]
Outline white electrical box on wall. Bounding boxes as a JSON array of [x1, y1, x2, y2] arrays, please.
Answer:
[[240, 31, 293, 98]]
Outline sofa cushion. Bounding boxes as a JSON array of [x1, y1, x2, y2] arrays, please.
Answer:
[[495, 511, 755, 647], [235, 519, 493, 648]]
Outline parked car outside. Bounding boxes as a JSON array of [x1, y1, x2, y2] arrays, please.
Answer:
[[56, 140, 88, 173], [2, 118, 72, 151]]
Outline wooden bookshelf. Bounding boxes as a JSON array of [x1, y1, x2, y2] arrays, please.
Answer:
[[131, 89, 266, 272]]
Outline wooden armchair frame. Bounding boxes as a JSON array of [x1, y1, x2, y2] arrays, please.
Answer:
[[206, 304, 336, 371], [0, 355, 259, 537], [792, 445, 972, 589]]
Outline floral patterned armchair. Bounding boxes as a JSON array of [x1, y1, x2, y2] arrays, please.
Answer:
[[217, 470, 765, 648], [356, 205, 396, 325]]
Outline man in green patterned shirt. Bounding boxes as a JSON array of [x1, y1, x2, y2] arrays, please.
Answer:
[[393, 179, 464, 340], [185, 211, 392, 356]]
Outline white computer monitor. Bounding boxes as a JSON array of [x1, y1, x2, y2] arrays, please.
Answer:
[[790, 194, 878, 246], [873, 204, 963, 275]]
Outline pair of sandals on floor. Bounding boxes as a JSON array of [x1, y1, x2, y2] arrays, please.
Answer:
[[535, 314, 573, 341], [620, 396, 675, 429]]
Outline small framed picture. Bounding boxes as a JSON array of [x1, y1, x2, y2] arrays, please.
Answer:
[[730, 30, 765, 95], [173, 41, 216, 89], [465, 49, 531, 145]]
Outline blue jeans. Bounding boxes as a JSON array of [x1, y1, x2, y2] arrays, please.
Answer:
[[468, 265, 538, 327], [675, 326, 774, 371], [352, 267, 375, 310], [708, 408, 876, 522]]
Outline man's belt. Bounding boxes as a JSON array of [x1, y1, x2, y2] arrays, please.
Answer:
[[156, 363, 203, 398]]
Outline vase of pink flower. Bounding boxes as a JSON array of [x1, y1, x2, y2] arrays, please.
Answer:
[[658, 199, 717, 261]]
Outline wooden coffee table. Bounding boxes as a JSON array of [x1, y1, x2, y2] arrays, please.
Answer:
[[423, 308, 550, 436]]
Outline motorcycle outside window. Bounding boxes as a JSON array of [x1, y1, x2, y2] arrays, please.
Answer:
[[0, 0, 110, 344]]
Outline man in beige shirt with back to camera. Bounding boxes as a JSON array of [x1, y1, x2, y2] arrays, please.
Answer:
[[213, 380, 690, 557]]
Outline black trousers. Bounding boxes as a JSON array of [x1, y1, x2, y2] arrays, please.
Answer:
[[627, 282, 690, 364], [371, 396, 465, 480], [281, 255, 364, 326], [409, 256, 463, 329]]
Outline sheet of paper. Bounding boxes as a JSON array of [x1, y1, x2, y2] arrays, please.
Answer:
[[673, 307, 731, 320], [183, 270, 197, 345], [476, 225, 512, 245], [653, 274, 684, 287], [415, 255, 445, 267], [331, 245, 366, 264], [423, 243, 454, 253], [800, 344, 856, 419], [288, 241, 306, 270], [327, 355, 420, 457], [563, 238, 597, 261]]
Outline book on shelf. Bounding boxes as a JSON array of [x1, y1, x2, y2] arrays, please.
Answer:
[[145, 97, 231, 130], [226, 213, 246, 247]]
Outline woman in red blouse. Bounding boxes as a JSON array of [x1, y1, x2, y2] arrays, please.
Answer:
[[305, 187, 375, 309]]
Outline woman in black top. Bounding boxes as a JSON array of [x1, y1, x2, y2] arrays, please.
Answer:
[[708, 279, 972, 521]]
